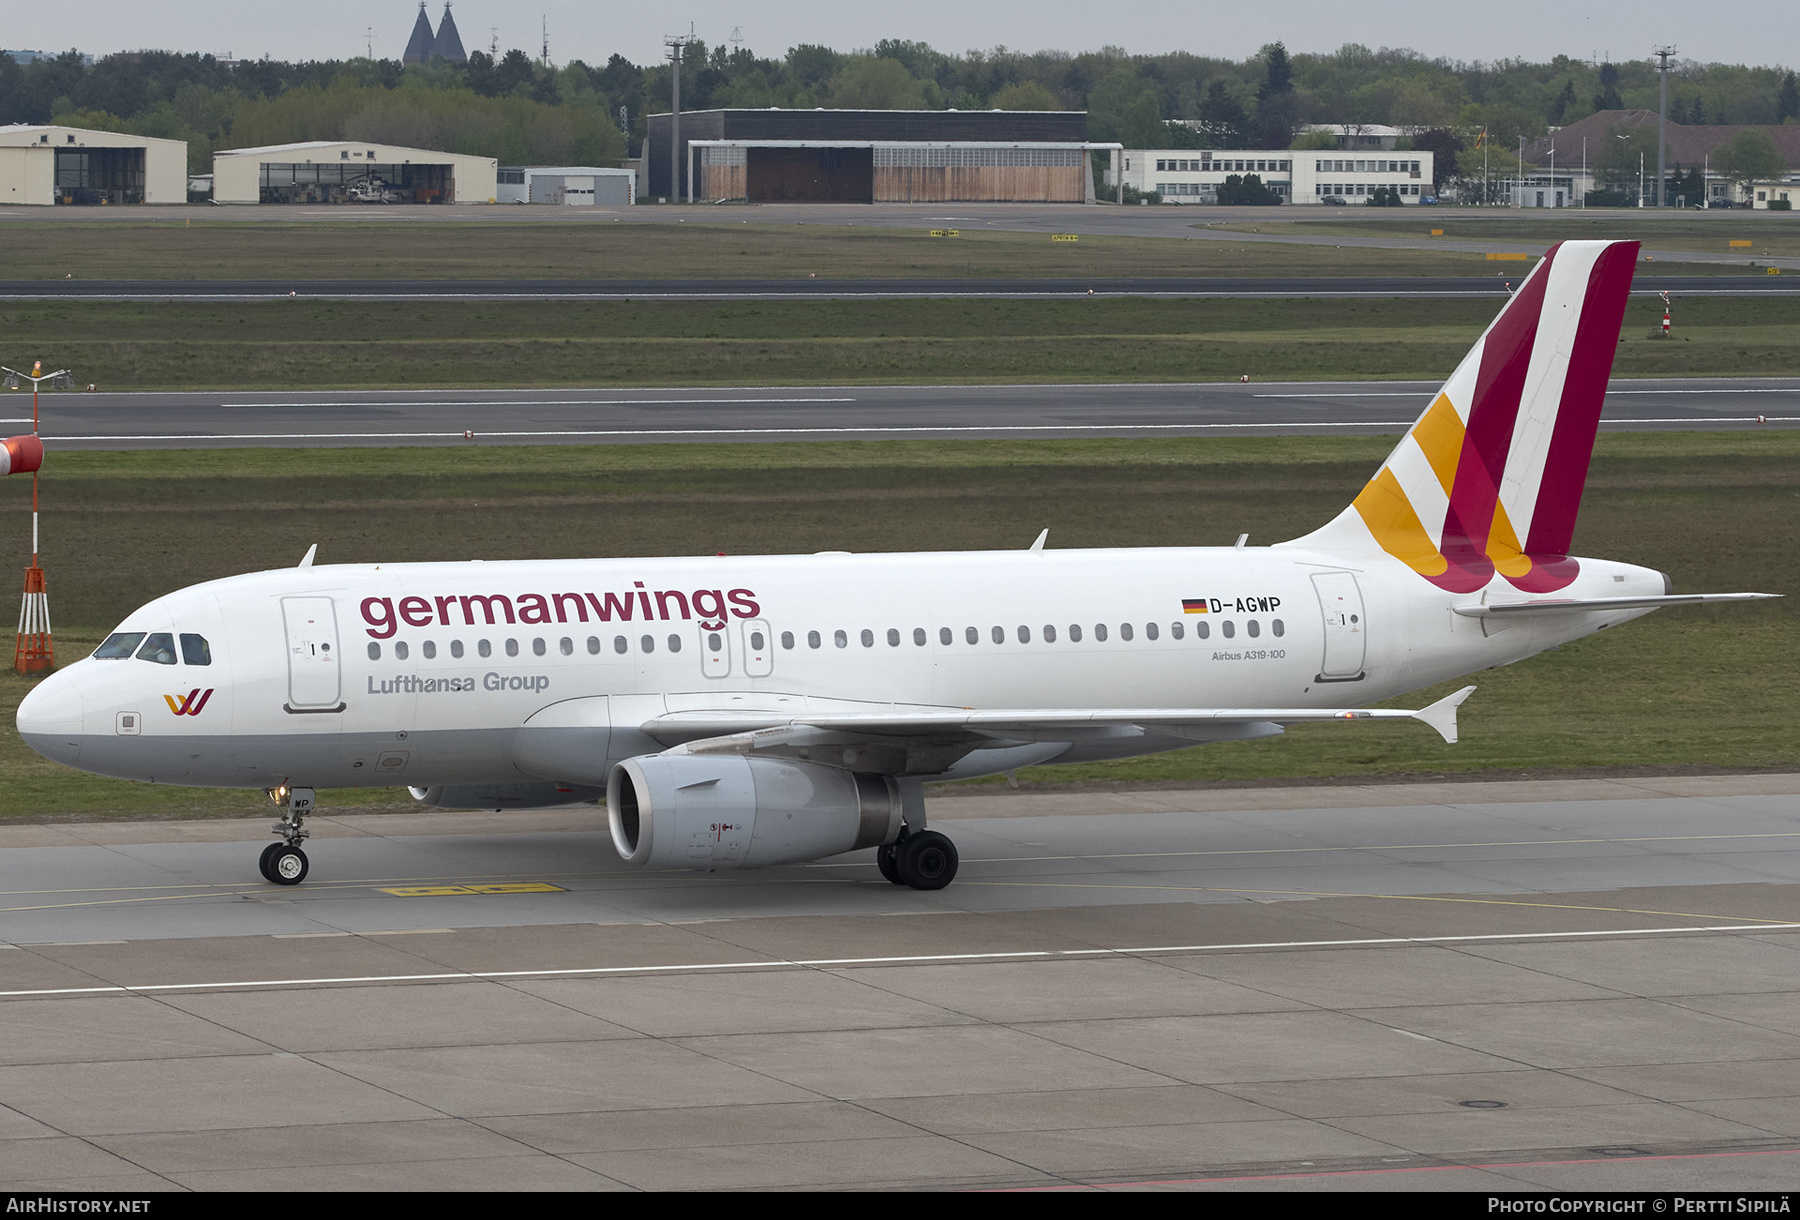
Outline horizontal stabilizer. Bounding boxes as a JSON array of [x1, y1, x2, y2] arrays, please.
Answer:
[[1452, 593, 1780, 617]]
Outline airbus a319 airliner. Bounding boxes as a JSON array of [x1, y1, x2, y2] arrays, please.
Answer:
[[14, 240, 1776, 890]]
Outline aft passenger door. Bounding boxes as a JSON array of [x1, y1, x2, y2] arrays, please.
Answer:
[[1311, 572, 1367, 682]]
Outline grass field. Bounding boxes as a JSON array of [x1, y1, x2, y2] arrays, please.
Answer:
[[2, 295, 1793, 388], [0, 220, 1514, 282], [1213, 212, 1800, 259], [2, 432, 1793, 820]]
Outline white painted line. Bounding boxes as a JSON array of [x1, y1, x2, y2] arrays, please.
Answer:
[[216, 397, 859, 409], [42, 418, 1800, 443], [3, 921, 1793, 998]]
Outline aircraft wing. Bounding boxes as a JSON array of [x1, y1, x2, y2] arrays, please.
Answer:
[[640, 685, 1476, 771]]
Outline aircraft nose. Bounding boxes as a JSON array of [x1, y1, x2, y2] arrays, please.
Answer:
[[16, 670, 83, 766]]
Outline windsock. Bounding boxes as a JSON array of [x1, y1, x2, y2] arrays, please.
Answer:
[[1, 434, 44, 477]]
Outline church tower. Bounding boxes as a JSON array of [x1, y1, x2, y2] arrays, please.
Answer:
[[430, 3, 468, 65], [401, 2, 435, 65]]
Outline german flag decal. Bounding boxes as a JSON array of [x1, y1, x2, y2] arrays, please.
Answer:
[[1182, 598, 1210, 614]]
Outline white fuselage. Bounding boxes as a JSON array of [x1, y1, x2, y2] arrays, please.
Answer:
[[18, 544, 1664, 793]]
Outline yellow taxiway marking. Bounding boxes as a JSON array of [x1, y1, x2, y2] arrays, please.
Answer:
[[957, 880, 1800, 925], [377, 882, 566, 897]]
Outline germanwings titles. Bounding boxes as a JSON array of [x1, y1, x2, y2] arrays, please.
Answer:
[[15, 240, 1777, 890]]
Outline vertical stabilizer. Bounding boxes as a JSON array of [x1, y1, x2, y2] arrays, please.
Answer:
[[1284, 240, 1638, 593]]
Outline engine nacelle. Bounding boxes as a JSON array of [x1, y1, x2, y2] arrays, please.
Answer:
[[607, 754, 903, 870], [409, 782, 603, 810]]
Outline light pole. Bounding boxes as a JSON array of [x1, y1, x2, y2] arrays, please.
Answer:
[[663, 29, 696, 202], [1653, 46, 1677, 208], [2, 360, 71, 673]]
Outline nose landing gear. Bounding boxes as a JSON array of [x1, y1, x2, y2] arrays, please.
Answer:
[[260, 785, 314, 886]]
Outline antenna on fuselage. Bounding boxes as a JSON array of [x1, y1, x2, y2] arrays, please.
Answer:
[[1028, 529, 1048, 553], [1235, 534, 1249, 549], [297, 543, 317, 568]]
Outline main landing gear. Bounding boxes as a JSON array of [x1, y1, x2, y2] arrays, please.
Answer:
[[259, 785, 314, 886], [877, 829, 959, 891]]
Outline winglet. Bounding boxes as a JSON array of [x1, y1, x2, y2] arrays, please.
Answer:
[[1028, 528, 1048, 553], [297, 543, 317, 568], [1412, 685, 1475, 744]]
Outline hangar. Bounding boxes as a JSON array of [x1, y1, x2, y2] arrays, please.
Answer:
[[0, 125, 187, 205], [645, 109, 1119, 204], [496, 165, 636, 206], [212, 141, 498, 205]]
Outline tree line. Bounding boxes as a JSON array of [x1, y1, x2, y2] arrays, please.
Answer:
[[1, 40, 1794, 177]]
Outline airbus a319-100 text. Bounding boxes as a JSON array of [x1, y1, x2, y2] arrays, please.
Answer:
[[14, 240, 1777, 889]]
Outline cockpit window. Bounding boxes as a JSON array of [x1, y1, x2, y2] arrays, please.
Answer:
[[94, 632, 146, 659], [135, 633, 178, 665], [179, 634, 212, 666]]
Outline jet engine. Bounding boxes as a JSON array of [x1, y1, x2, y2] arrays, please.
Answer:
[[607, 754, 903, 870]]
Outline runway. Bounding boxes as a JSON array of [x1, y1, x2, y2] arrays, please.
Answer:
[[2, 201, 1797, 272], [14, 378, 1799, 449], [2, 773, 1798, 1190], [2, 275, 1794, 301]]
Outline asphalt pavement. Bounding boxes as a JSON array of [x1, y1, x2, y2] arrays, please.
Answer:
[[7, 377, 1794, 449]]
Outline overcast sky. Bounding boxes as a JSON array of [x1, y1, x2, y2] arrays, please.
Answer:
[[9, 1, 1796, 72]]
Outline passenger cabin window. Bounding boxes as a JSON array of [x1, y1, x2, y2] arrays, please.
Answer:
[[965, 627, 978, 645], [367, 642, 381, 660], [991, 626, 1004, 644], [781, 631, 795, 650], [588, 636, 601, 654], [614, 636, 628, 655], [478, 639, 492, 658], [887, 628, 900, 647], [1145, 622, 1159, 641], [641, 635, 655, 653], [1094, 623, 1108, 642], [1171, 622, 1183, 640], [505, 638, 519, 657], [668, 634, 683, 653], [1196, 621, 1210, 639], [452, 640, 466, 658], [1069, 624, 1082, 642], [136, 633, 178, 664], [1272, 619, 1285, 637], [940, 627, 953, 645], [559, 638, 573, 656], [532, 638, 546, 656], [1247, 620, 1261, 638], [808, 630, 821, 649], [179, 634, 212, 665], [861, 629, 874, 648], [1222, 621, 1236, 639], [1120, 623, 1134, 641], [394, 641, 409, 660], [423, 640, 437, 659], [835, 630, 848, 649], [1043, 625, 1056, 642], [94, 632, 146, 659]]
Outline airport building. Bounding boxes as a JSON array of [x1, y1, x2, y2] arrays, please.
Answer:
[[1516, 110, 1800, 208], [1112, 148, 1435, 204], [212, 141, 498, 205], [496, 165, 636, 206], [645, 108, 1119, 204], [0, 124, 187, 205]]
